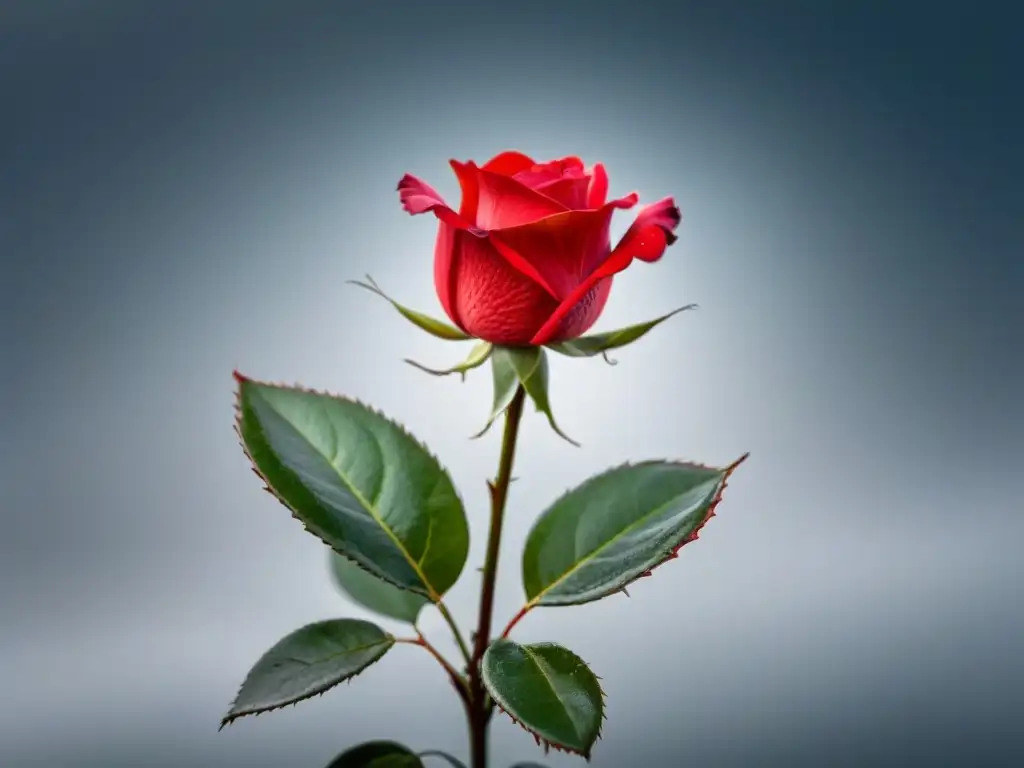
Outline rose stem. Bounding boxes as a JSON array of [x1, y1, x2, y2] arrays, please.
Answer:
[[467, 385, 527, 768]]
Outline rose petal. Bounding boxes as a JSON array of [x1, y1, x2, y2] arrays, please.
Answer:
[[474, 166, 569, 229], [449, 160, 481, 223], [512, 157, 589, 209], [529, 197, 682, 345], [587, 163, 609, 208], [512, 157, 586, 188], [397, 173, 482, 330], [397, 173, 475, 230], [488, 192, 639, 300], [531, 175, 590, 210], [449, 235, 561, 345], [482, 150, 537, 177], [539, 275, 614, 343]]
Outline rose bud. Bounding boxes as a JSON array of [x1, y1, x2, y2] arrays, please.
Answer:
[[398, 151, 681, 347]]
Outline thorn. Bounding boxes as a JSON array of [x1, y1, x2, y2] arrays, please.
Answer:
[[621, 587, 630, 598]]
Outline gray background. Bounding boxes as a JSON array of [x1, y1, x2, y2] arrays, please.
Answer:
[[2, 1, 1021, 766]]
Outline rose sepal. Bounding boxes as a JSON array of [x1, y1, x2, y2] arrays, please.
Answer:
[[405, 340, 493, 381], [348, 274, 472, 341], [473, 346, 578, 446], [545, 303, 697, 364]]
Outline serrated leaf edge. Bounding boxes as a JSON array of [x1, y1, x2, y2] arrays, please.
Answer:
[[525, 453, 750, 607], [232, 370, 468, 602], [219, 621, 395, 729], [483, 641, 606, 760]]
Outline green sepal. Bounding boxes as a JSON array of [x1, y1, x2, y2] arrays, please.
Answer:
[[234, 373, 469, 599], [329, 551, 430, 625], [221, 619, 394, 728], [348, 274, 472, 341], [405, 341, 493, 380], [522, 454, 749, 607], [481, 639, 604, 759], [545, 304, 697, 363], [473, 347, 577, 446], [327, 740, 424, 767]]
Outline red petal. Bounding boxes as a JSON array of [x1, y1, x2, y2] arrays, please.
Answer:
[[489, 192, 639, 300], [449, 160, 481, 223], [449, 234, 561, 345], [587, 163, 609, 208], [474, 167, 569, 229], [482, 150, 537, 176], [622, 196, 683, 261], [397, 173, 475, 230], [432, 220, 465, 331], [538, 275, 614, 343], [529, 197, 682, 345], [531, 175, 590, 210], [397, 173, 480, 331], [512, 157, 585, 188], [513, 157, 589, 209]]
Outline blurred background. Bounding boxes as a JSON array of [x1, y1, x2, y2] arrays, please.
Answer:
[[2, 1, 1021, 766]]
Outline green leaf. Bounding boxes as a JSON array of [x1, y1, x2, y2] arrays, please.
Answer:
[[327, 741, 424, 767], [474, 347, 577, 446], [221, 619, 393, 728], [348, 274, 472, 341], [522, 455, 749, 606], [418, 750, 468, 767], [481, 639, 604, 758], [329, 551, 430, 625], [405, 341, 493, 380], [235, 374, 469, 599], [545, 304, 697, 362]]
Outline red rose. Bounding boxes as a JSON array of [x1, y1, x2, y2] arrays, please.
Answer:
[[398, 151, 681, 346]]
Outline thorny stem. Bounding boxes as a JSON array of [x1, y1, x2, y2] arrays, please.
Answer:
[[467, 386, 527, 768]]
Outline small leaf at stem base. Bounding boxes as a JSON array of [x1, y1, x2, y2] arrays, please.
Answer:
[[481, 639, 604, 759], [221, 619, 393, 728], [326, 740, 424, 767]]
